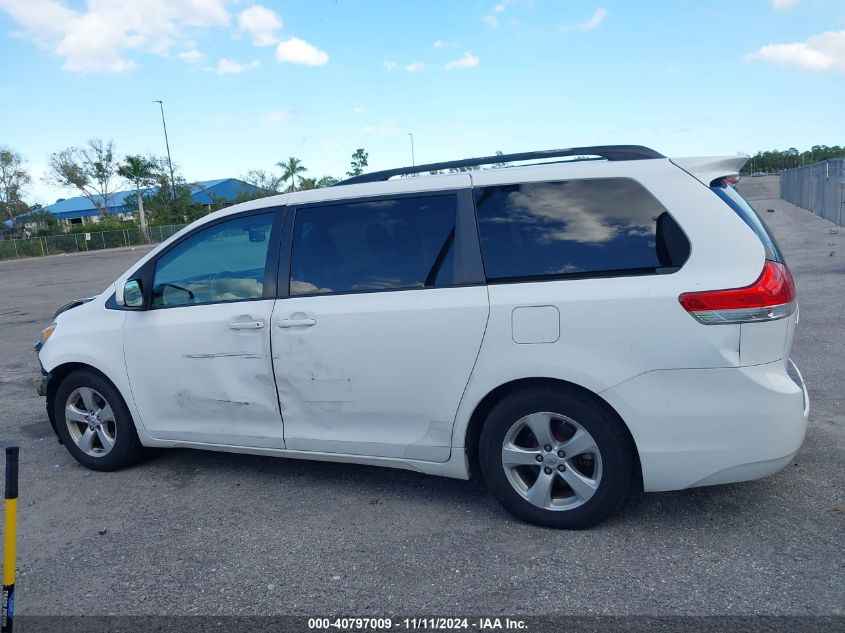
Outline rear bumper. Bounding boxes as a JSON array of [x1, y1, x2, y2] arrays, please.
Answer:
[[601, 359, 809, 492]]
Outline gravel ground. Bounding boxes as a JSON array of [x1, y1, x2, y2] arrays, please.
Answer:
[[0, 199, 842, 617]]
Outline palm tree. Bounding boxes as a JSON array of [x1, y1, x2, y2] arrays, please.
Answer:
[[117, 155, 156, 241], [277, 157, 307, 192]]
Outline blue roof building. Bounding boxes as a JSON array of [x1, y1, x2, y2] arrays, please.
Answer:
[[6, 178, 262, 227]]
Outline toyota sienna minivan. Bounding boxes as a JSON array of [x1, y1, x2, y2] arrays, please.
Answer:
[[35, 146, 808, 528]]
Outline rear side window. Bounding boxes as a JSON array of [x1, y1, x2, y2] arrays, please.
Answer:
[[290, 194, 456, 296], [711, 184, 784, 263], [474, 178, 689, 282]]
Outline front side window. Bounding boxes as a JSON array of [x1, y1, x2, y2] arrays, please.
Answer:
[[289, 195, 457, 296], [474, 178, 690, 281], [152, 213, 274, 307]]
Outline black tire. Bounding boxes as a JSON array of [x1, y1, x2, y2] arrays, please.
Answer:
[[479, 387, 634, 529], [53, 369, 143, 471]]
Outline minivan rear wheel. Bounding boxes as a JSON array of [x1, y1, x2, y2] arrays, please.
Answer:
[[54, 369, 142, 471], [479, 387, 633, 528]]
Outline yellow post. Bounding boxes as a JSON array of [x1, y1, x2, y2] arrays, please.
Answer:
[[1, 446, 18, 633]]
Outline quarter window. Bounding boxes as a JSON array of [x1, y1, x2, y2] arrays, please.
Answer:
[[711, 184, 784, 263], [474, 178, 689, 281], [289, 195, 457, 296], [152, 213, 274, 307]]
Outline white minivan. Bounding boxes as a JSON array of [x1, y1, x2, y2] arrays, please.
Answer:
[[36, 146, 809, 528]]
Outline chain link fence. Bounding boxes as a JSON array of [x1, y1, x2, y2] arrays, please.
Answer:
[[0, 224, 187, 261], [780, 158, 845, 227]]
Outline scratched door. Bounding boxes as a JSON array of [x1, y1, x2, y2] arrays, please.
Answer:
[[271, 189, 488, 462], [125, 300, 283, 447]]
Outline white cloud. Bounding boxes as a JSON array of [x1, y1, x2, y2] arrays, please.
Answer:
[[482, 0, 516, 29], [580, 8, 608, 30], [445, 52, 479, 70], [275, 37, 329, 66], [216, 58, 260, 75], [404, 61, 425, 73], [563, 8, 608, 32], [433, 40, 444, 48], [771, 0, 799, 9], [179, 49, 203, 63], [382, 60, 398, 71], [263, 111, 290, 124], [0, 0, 229, 73], [352, 107, 366, 113], [238, 5, 282, 46], [747, 30, 845, 73]]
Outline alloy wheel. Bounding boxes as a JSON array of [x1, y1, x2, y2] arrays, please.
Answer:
[[64, 387, 117, 457], [500, 411, 603, 511]]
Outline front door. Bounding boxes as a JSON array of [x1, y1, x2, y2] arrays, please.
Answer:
[[271, 189, 489, 461], [124, 210, 285, 448]]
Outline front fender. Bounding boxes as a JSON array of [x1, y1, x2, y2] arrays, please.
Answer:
[[38, 296, 144, 433]]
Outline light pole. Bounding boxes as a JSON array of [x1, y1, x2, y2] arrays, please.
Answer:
[[408, 133, 415, 174], [153, 100, 177, 203]]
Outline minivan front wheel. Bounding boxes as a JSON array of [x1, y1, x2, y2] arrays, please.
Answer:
[[479, 388, 634, 528], [54, 369, 142, 471]]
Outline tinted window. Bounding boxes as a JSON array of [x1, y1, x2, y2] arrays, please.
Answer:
[[474, 179, 689, 281], [290, 195, 456, 296], [711, 184, 784, 263], [152, 213, 274, 307]]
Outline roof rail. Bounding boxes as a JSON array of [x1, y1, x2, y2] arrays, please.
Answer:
[[337, 145, 664, 185]]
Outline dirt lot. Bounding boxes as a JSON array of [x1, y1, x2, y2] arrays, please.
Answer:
[[0, 199, 842, 616]]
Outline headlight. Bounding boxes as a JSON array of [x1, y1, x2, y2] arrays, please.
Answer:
[[40, 323, 57, 345]]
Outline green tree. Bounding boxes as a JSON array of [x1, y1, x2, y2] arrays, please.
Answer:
[[299, 177, 317, 191], [0, 147, 31, 223], [449, 163, 480, 173], [26, 209, 60, 234], [243, 169, 283, 195], [123, 158, 198, 227], [740, 145, 845, 174], [47, 139, 120, 215], [117, 154, 157, 240], [491, 150, 510, 169], [316, 175, 339, 188], [277, 157, 307, 192], [347, 148, 369, 177]]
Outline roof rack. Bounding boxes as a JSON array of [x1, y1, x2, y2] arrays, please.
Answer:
[[337, 145, 664, 185]]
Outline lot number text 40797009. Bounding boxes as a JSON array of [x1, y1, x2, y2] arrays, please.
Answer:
[[307, 617, 528, 630]]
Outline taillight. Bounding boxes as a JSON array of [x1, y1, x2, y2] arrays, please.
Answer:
[[679, 260, 796, 325]]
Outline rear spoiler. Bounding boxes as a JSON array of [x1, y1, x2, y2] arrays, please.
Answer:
[[671, 156, 749, 187]]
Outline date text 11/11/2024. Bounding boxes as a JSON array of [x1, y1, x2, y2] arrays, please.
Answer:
[[307, 617, 529, 630]]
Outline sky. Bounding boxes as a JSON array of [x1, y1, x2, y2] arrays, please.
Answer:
[[0, 0, 843, 206]]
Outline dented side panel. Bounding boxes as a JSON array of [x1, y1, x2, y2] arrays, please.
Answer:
[[272, 286, 489, 462], [124, 299, 284, 448]]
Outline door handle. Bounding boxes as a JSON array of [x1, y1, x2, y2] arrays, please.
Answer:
[[229, 319, 265, 330], [279, 318, 316, 328]]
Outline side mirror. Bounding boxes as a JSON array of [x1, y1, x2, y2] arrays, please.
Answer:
[[121, 280, 144, 308]]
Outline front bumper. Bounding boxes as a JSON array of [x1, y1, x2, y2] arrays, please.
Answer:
[[37, 374, 50, 397], [35, 347, 51, 397], [601, 358, 809, 492], [35, 350, 61, 442]]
